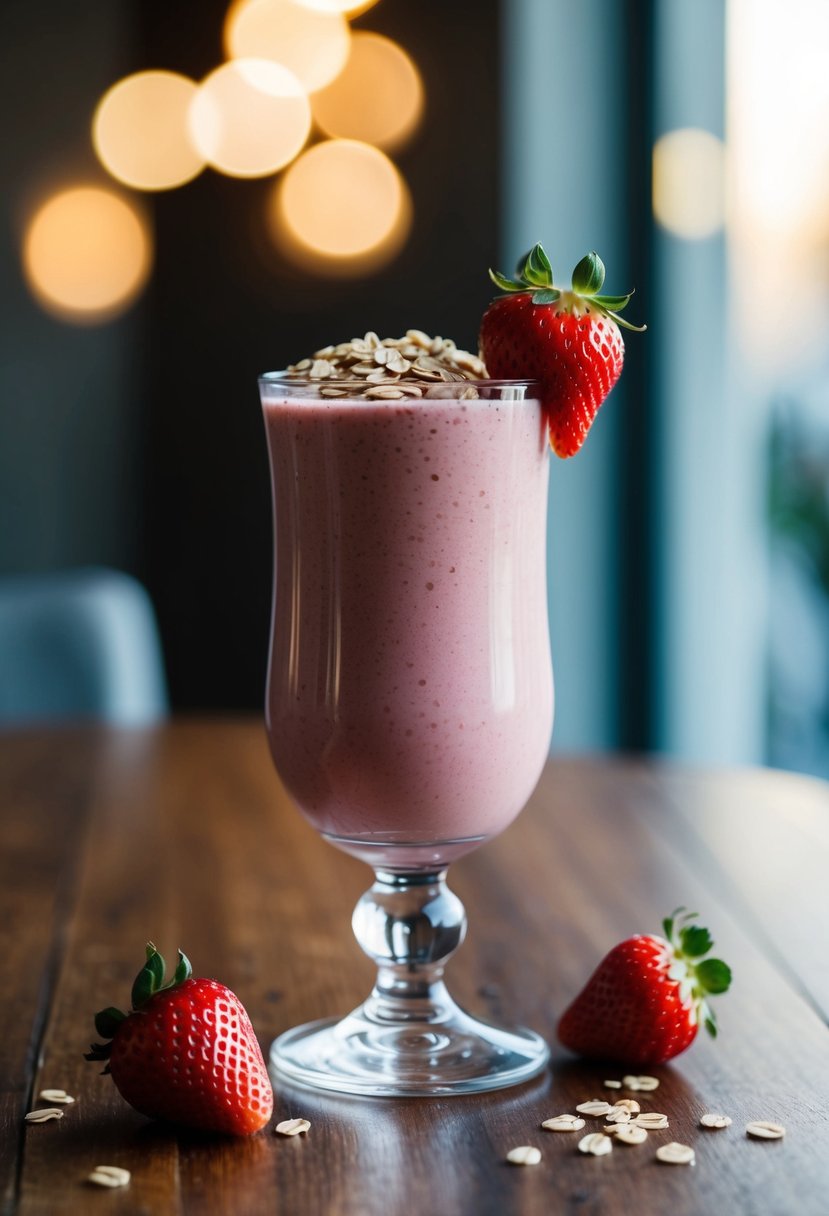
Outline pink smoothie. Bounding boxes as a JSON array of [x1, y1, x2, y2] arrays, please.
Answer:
[[262, 390, 553, 867]]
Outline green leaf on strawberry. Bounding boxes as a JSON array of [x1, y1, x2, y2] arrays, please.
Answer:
[[571, 251, 605, 296], [695, 958, 732, 994], [519, 243, 554, 286], [679, 923, 714, 957]]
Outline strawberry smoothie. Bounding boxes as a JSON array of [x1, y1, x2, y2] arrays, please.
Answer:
[[261, 385, 553, 869]]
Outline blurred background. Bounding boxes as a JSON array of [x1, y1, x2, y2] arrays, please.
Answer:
[[1, 0, 828, 778]]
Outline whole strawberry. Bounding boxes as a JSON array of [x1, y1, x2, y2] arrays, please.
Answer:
[[479, 244, 645, 457], [557, 909, 732, 1066], [85, 944, 273, 1135]]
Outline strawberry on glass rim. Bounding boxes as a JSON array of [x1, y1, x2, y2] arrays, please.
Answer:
[[557, 908, 732, 1066], [85, 943, 273, 1136], [479, 243, 645, 458]]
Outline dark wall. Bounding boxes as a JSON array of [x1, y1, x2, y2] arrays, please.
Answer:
[[136, 0, 503, 711], [0, 0, 143, 574], [0, 0, 502, 712]]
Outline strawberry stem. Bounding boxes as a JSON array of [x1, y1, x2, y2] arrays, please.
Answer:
[[488, 242, 646, 332], [131, 943, 193, 1009], [662, 910, 732, 1038], [86, 943, 194, 1067]]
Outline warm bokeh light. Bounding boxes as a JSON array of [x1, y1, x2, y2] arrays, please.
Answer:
[[22, 186, 151, 323], [311, 32, 423, 152], [292, 0, 381, 14], [652, 128, 726, 239], [224, 0, 350, 93], [189, 59, 311, 178], [92, 71, 204, 191], [728, 0, 829, 368], [270, 139, 412, 275]]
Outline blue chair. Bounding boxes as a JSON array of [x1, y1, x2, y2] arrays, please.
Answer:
[[0, 568, 168, 726]]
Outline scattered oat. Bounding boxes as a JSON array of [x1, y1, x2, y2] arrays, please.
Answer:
[[613, 1124, 649, 1145], [541, 1114, 586, 1132], [746, 1121, 785, 1140], [623, 1075, 660, 1092], [603, 1079, 623, 1089], [24, 1108, 64, 1123], [604, 1107, 632, 1124], [38, 1089, 75, 1105], [633, 1112, 669, 1130], [700, 1113, 732, 1129], [656, 1142, 695, 1165], [88, 1166, 131, 1188], [275, 1118, 310, 1137], [578, 1132, 613, 1157], [506, 1145, 541, 1166], [575, 1100, 612, 1117], [613, 1099, 640, 1113]]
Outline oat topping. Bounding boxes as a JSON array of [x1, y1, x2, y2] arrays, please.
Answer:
[[286, 331, 488, 400]]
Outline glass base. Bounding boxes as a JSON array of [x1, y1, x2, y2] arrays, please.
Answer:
[[270, 1003, 550, 1097]]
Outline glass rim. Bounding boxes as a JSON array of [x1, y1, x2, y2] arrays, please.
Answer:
[[258, 370, 541, 390]]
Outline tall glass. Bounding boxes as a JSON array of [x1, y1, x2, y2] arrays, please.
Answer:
[[260, 373, 553, 1095]]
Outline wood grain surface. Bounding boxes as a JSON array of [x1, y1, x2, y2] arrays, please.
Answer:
[[1, 722, 827, 1216]]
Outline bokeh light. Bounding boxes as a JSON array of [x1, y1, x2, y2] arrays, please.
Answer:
[[311, 32, 423, 152], [22, 186, 151, 324], [189, 59, 311, 178], [93, 71, 204, 191], [269, 138, 411, 275], [728, 0, 829, 367], [652, 128, 726, 239], [292, 0, 381, 14], [224, 0, 350, 93]]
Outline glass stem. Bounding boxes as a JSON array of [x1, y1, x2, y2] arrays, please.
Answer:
[[351, 869, 467, 1026]]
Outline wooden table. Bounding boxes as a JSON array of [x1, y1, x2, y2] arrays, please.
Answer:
[[2, 721, 828, 1216]]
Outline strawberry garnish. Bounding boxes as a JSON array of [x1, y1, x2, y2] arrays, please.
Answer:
[[479, 243, 645, 457], [85, 944, 273, 1136], [557, 909, 732, 1066]]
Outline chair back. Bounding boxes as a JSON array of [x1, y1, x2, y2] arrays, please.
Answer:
[[0, 568, 168, 725]]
